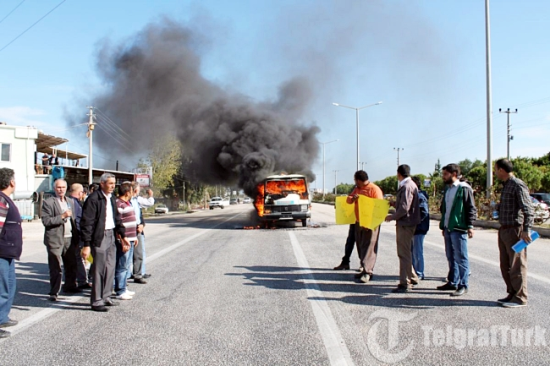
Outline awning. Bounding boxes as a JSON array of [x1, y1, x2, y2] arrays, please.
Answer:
[[35, 132, 68, 151]]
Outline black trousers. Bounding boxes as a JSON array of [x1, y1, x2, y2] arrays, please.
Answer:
[[342, 224, 358, 263], [46, 237, 78, 296]]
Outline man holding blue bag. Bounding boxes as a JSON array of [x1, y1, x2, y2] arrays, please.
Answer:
[[495, 159, 534, 308]]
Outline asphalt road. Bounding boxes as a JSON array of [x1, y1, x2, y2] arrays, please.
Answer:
[[1, 203, 550, 365]]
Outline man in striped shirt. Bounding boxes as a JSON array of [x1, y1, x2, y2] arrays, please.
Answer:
[[114, 182, 138, 300]]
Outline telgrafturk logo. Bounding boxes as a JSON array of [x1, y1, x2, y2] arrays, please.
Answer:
[[366, 310, 417, 364]]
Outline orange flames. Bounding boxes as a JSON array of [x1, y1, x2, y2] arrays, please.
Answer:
[[254, 183, 266, 217], [254, 179, 308, 217]]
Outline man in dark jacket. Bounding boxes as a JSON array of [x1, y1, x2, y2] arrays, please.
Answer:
[[0, 168, 22, 338], [437, 164, 477, 297], [80, 173, 127, 312], [411, 176, 429, 280], [385, 164, 421, 293]]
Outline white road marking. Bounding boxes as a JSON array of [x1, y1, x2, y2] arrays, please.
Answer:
[[2, 211, 244, 340], [288, 232, 355, 366], [424, 239, 550, 285]]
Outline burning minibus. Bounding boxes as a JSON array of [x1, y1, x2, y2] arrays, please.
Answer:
[[254, 174, 311, 227]]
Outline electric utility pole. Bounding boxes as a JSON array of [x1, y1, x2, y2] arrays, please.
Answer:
[[86, 106, 96, 186], [499, 108, 517, 160], [394, 147, 404, 189]]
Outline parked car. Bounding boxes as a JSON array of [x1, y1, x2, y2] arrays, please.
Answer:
[[531, 197, 550, 224], [531, 193, 550, 206], [243, 197, 252, 204], [209, 197, 229, 210], [155, 204, 169, 214], [230, 198, 238, 205]]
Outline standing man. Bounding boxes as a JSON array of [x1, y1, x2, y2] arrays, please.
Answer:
[[114, 182, 137, 300], [0, 168, 23, 338], [80, 173, 128, 312], [131, 183, 154, 282], [346, 171, 384, 283], [68, 183, 90, 289], [411, 176, 429, 280], [494, 159, 534, 308], [41, 179, 79, 301], [385, 164, 420, 293], [437, 164, 476, 297], [334, 186, 358, 271]]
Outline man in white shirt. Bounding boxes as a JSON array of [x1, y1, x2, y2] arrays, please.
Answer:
[[81, 174, 129, 312]]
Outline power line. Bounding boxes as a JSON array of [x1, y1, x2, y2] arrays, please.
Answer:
[[0, 0, 26, 25], [0, 0, 66, 53], [94, 114, 135, 148], [94, 108, 134, 141]]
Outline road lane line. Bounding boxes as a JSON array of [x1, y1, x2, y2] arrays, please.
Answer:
[[424, 240, 550, 285], [288, 232, 355, 366], [2, 211, 244, 340]]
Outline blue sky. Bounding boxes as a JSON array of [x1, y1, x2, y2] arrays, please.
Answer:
[[1, 0, 549, 189]]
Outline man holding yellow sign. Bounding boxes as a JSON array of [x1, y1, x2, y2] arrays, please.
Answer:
[[345, 171, 384, 283]]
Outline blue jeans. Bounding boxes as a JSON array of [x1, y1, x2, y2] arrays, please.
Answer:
[[115, 241, 134, 295], [444, 230, 469, 288], [126, 244, 134, 280], [412, 234, 425, 279], [0, 258, 16, 324]]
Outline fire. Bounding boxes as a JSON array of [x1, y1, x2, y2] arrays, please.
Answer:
[[254, 179, 308, 217], [254, 183, 265, 217]]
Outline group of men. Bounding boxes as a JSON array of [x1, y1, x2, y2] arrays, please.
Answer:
[[40, 173, 155, 312], [334, 159, 534, 308]]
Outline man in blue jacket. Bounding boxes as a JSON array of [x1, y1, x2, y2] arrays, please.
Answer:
[[411, 176, 429, 280], [437, 164, 477, 297]]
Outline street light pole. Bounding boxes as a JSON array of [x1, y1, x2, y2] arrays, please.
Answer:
[[485, 0, 493, 197], [332, 101, 382, 171], [333, 170, 339, 195], [359, 162, 367, 170], [321, 139, 338, 198]]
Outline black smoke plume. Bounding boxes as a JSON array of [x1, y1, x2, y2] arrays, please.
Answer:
[[81, 19, 319, 198]]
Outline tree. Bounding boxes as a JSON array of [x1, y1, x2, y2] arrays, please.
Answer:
[[466, 165, 487, 192], [375, 176, 398, 195], [541, 172, 550, 192], [336, 183, 355, 195], [147, 134, 182, 195], [511, 158, 543, 192], [458, 159, 483, 177], [433, 159, 442, 177]]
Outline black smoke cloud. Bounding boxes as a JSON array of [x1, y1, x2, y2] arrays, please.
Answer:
[[82, 19, 319, 197]]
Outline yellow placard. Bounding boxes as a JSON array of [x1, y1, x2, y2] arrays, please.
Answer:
[[358, 196, 390, 230], [335, 196, 356, 225]]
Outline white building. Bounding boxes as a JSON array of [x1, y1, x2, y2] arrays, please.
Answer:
[[0, 123, 38, 196], [0, 123, 39, 219]]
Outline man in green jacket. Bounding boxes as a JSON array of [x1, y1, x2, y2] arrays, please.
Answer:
[[437, 164, 477, 297]]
